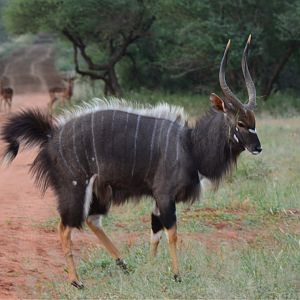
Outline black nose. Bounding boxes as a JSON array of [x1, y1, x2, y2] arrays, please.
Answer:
[[254, 145, 262, 153]]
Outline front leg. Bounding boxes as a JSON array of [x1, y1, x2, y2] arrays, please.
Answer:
[[156, 198, 181, 282]]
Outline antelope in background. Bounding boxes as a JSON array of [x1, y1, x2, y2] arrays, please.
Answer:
[[48, 74, 76, 115], [1, 35, 262, 288], [0, 77, 13, 113]]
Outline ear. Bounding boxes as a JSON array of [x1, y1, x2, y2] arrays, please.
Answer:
[[210, 93, 227, 113]]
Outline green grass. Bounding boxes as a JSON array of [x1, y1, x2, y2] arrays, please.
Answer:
[[40, 235, 300, 299]]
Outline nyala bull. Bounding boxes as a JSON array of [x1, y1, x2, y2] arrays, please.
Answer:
[[1, 35, 261, 288]]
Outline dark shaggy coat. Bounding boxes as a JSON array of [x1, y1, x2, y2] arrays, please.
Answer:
[[1, 100, 241, 229]]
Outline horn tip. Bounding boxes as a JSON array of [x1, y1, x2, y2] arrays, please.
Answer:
[[247, 34, 252, 44], [226, 39, 231, 49]]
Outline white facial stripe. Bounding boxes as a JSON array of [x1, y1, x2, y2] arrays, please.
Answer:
[[249, 128, 257, 134], [233, 134, 239, 143]]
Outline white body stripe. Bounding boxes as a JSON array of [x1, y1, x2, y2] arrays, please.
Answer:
[[157, 120, 165, 147], [176, 128, 181, 161], [58, 126, 74, 176], [83, 174, 98, 219], [145, 119, 158, 178], [87, 214, 103, 228], [164, 122, 174, 158], [80, 120, 92, 171], [111, 110, 116, 134], [249, 128, 257, 134], [131, 115, 141, 176], [125, 112, 130, 133], [72, 120, 88, 176], [91, 112, 100, 175]]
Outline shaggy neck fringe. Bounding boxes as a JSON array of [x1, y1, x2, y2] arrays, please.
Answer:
[[57, 98, 188, 127], [191, 109, 242, 186]]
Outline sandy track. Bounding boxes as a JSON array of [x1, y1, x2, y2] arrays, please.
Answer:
[[0, 42, 77, 299]]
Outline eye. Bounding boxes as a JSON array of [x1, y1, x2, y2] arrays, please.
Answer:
[[237, 121, 246, 128]]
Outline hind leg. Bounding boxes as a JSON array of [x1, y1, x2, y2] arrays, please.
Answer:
[[58, 221, 84, 289], [150, 205, 163, 257], [86, 214, 128, 272]]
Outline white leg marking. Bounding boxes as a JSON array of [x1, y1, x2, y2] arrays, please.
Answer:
[[249, 128, 257, 134], [153, 205, 160, 216], [151, 230, 163, 243], [164, 229, 169, 242], [83, 174, 98, 219], [87, 214, 103, 228], [131, 115, 141, 177]]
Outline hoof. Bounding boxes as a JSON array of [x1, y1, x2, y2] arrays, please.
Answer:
[[174, 274, 182, 283], [116, 258, 130, 274], [71, 280, 84, 289]]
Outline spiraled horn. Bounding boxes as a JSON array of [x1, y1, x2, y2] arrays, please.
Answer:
[[219, 40, 243, 109], [242, 34, 256, 110]]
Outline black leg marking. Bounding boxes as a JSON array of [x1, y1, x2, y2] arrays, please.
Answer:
[[156, 199, 180, 279], [116, 258, 129, 274], [71, 280, 84, 289], [151, 213, 163, 233]]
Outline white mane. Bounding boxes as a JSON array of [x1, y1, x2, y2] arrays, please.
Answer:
[[57, 97, 188, 126]]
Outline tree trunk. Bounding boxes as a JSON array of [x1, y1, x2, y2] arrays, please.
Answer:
[[105, 67, 123, 97], [262, 43, 297, 100]]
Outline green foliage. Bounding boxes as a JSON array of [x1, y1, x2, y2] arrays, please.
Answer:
[[122, 0, 300, 96], [3, 0, 300, 97]]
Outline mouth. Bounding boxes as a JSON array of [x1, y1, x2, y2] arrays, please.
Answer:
[[246, 147, 262, 155], [250, 150, 260, 155]]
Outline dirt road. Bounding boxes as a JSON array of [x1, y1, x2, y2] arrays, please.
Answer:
[[0, 42, 80, 299]]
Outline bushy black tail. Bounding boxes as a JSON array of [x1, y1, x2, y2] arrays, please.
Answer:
[[1, 109, 55, 165]]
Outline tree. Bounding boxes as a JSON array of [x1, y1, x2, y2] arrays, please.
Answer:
[[4, 0, 155, 96], [128, 0, 300, 99]]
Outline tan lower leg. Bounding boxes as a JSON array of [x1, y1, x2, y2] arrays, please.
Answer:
[[150, 230, 163, 257], [58, 221, 80, 283], [150, 241, 159, 257], [86, 219, 121, 259], [166, 225, 179, 276]]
